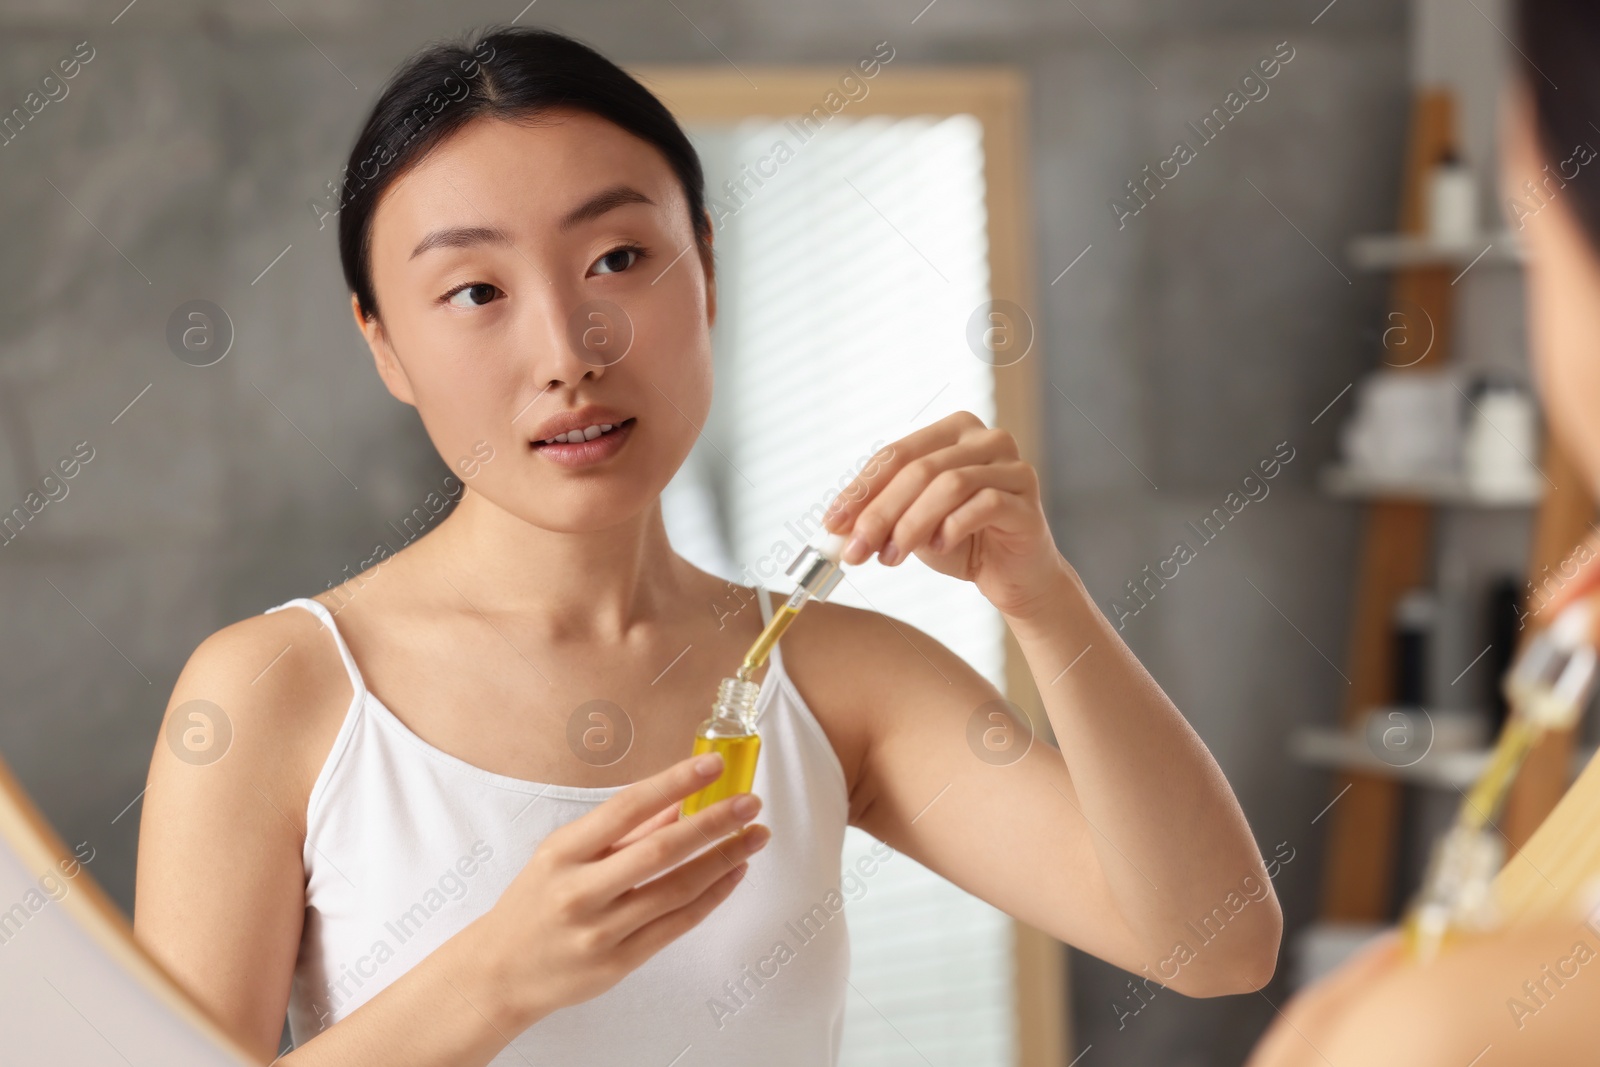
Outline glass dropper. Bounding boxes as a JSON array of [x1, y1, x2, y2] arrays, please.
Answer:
[[735, 531, 850, 683]]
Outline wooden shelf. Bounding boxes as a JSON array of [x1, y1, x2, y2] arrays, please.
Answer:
[[1289, 726, 1491, 789], [1321, 466, 1542, 507], [1290, 725, 1596, 791], [1348, 231, 1527, 271]]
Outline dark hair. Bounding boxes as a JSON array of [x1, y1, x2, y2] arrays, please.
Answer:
[[336, 25, 713, 322], [1517, 0, 1600, 251]]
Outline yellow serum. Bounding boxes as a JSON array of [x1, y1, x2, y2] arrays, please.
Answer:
[[681, 676, 764, 818], [682, 731, 763, 817]]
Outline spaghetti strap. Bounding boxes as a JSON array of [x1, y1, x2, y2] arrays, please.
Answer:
[[264, 597, 368, 701], [757, 584, 773, 625]]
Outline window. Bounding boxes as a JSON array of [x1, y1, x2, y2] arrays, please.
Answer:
[[640, 65, 1061, 1065]]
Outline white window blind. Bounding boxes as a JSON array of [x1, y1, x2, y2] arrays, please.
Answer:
[[663, 113, 1015, 1066]]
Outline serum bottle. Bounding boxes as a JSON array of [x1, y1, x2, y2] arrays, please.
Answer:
[[681, 677, 762, 817], [680, 531, 850, 817]]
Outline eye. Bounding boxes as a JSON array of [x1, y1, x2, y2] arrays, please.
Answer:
[[442, 282, 501, 308], [591, 244, 646, 276]]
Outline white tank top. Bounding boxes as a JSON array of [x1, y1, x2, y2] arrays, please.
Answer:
[[266, 588, 851, 1064]]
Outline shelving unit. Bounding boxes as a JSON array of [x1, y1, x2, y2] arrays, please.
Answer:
[[1302, 88, 1597, 944], [1310, 89, 1469, 927]]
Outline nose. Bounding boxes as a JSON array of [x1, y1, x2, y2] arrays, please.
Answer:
[[567, 298, 633, 371], [525, 284, 632, 393]]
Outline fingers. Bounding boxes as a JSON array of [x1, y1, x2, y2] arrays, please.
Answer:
[[589, 790, 764, 899], [614, 856, 752, 967], [823, 411, 982, 537], [605, 821, 771, 935], [821, 442, 902, 537], [840, 432, 1022, 566], [550, 752, 725, 862], [896, 463, 1036, 562], [606, 804, 680, 855]]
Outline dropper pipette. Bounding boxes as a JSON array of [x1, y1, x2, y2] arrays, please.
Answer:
[[680, 531, 852, 818], [1401, 598, 1598, 960], [735, 531, 851, 682]]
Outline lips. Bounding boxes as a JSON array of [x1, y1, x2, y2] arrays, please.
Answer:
[[530, 417, 636, 469], [537, 420, 625, 445], [529, 407, 634, 445]]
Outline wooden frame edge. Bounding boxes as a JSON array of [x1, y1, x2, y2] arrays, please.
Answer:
[[0, 750, 262, 1064]]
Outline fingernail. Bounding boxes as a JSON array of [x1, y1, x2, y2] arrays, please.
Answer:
[[733, 793, 760, 818], [879, 540, 900, 566], [695, 752, 724, 775], [731, 863, 748, 882], [745, 826, 770, 850], [845, 536, 869, 563]]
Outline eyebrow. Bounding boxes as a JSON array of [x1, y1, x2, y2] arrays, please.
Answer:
[[408, 184, 657, 260], [408, 225, 513, 260], [558, 184, 656, 231]]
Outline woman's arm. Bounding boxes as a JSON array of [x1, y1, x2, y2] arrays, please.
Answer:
[[135, 609, 343, 1056], [136, 612, 767, 1065], [277, 760, 767, 1066], [279, 912, 549, 1065], [809, 411, 1281, 996]]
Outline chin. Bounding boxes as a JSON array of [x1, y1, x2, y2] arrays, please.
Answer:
[[516, 475, 667, 534]]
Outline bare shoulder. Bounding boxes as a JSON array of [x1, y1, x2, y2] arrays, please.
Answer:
[[141, 599, 354, 850], [769, 593, 1000, 823], [134, 599, 355, 1052]]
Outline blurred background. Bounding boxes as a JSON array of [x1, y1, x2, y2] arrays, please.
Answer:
[[2, 0, 1587, 1064]]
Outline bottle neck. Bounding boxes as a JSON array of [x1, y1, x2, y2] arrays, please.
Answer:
[[712, 676, 761, 730]]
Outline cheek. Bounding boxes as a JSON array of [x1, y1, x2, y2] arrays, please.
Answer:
[[402, 321, 524, 469], [634, 275, 715, 428], [641, 335, 713, 486]]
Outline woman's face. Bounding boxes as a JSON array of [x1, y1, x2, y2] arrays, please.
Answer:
[[356, 109, 715, 533], [1501, 85, 1600, 494]]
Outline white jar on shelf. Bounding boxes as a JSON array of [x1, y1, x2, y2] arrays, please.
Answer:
[[1427, 149, 1478, 246], [1463, 385, 1541, 500], [1339, 369, 1463, 481]]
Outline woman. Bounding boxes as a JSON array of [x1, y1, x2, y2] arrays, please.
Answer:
[[134, 26, 1278, 1066], [1248, 1, 1600, 1062]]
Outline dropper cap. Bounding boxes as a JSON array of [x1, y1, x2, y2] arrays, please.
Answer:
[[786, 531, 849, 600]]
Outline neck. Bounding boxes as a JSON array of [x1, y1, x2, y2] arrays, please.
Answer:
[[417, 485, 695, 639]]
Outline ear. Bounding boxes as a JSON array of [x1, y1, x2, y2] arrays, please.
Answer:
[[351, 293, 416, 408]]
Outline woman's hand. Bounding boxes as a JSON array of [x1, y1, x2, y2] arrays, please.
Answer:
[[815, 411, 1283, 996], [479, 751, 769, 1028], [822, 410, 1068, 619]]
